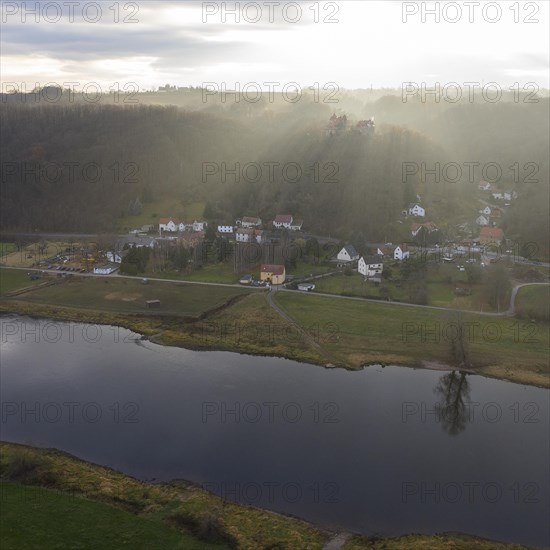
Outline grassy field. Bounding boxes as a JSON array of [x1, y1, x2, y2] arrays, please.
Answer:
[[151, 263, 245, 285], [0, 443, 535, 550], [156, 292, 325, 365], [0, 269, 45, 296], [274, 292, 550, 387], [311, 265, 496, 312], [0, 482, 219, 550], [11, 276, 250, 318], [117, 200, 204, 232], [515, 285, 550, 322], [312, 272, 408, 301]]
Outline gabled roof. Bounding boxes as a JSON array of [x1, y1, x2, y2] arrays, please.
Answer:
[[236, 228, 254, 234], [274, 214, 293, 224], [159, 217, 180, 225], [361, 255, 384, 265], [261, 264, 285, 275], [341, 244, 358, 257], [242, 216, 261, 224]]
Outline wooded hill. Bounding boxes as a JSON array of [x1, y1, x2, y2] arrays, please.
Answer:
[[1, 91, 548, 256]]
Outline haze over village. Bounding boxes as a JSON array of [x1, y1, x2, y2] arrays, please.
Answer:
[[0, 2, 549, 549]]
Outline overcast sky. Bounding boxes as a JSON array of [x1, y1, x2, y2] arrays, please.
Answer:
[[1, 1, 549, 91]]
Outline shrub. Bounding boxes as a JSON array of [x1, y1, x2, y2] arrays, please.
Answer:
[[168, 509, 237, 547], [2, 447, 58, 486]]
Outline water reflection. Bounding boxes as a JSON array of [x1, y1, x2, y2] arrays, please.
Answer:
[[433, 371, 471, 436]]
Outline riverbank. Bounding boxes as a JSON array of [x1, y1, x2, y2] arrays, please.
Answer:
[[0, 443, 537, 550], [0, 275, 548, 388]]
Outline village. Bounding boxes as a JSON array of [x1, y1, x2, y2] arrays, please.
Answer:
[[5, 174, 546, 316]]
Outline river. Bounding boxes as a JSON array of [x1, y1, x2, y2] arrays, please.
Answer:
[[1, 315, 548, 547]]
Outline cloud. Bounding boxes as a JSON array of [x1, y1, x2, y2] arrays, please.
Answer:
[[1, 0, 548, 89]]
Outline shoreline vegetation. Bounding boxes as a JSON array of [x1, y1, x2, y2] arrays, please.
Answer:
[[0, 274, 548, 388], [0, 442, 538, 550]]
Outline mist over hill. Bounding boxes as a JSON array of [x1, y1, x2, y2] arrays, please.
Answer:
[[1, 89, 548, 256]]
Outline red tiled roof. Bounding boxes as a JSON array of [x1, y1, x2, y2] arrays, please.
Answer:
[[159, 217, 180, 225], [480, 227, 503, 238], [242, 216, 261, 224], [261, 264, 285, 275]]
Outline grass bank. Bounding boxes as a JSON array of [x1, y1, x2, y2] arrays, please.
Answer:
[[274, 292, 550, 388]]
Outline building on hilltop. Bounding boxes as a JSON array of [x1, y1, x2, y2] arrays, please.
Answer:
[[356, 118, 375, 136], [326, 114, 348, 136]]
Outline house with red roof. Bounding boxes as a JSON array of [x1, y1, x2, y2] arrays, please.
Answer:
[[260, 264, 286, 285], [273, 215, 293, 229], [159, 218, 180, 232], [479, 227, 503, 245]]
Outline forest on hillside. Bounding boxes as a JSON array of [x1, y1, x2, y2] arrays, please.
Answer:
[[1, 89, 548, 256]]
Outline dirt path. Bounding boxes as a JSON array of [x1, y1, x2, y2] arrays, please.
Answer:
[[266, 287, 333, 363]]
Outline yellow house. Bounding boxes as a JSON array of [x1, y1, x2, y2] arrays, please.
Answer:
[[260, 264, 286, 285]]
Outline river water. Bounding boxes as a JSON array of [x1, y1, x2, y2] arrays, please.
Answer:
[[1, 315, 548, 546]]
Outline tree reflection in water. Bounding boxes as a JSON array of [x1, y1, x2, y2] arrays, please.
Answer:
[[433, 370, 471, 436]]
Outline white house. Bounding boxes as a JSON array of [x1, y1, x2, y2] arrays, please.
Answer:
[[159, 218, 179, 232], [480, 206, 491, 216], [193, 220, 207, 232], [217, 225, 234, 234], [176, 221, 195, 232], [336, 244, 359, 264], [289, 219, 303, 231], [476, 215, 489, 226], [393, 245, 410, 261], [492, 191, 514, 201], [240, 216, 262, 228], [116, 235, 157, 250], [273, 214, 293, 229], [106, 250, 128, 264], [408, 204, 425, 217], [93, 265, 118, 275], [236, 228, 254, 243], [358, 256, 384, 278]]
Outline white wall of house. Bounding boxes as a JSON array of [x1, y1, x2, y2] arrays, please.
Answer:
[[394, 246, 409, 261], [236, 231, 252, 242], [218, 225, 234, 233], [160, 221, 178, 232], [358, 257, 383, 277], [408, 204, 425, 217], [337, 247, 358, 262]]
